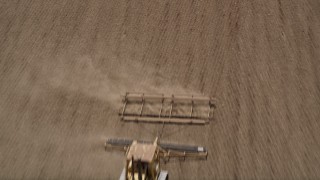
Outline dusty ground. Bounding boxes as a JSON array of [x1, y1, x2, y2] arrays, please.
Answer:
[[0, 0, 320, 179]]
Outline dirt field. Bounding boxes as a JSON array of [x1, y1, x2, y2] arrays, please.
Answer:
[[0, 0, 319, 179]]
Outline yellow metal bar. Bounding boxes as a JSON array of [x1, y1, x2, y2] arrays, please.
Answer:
[[122, 116, 208, 125], [123, 93, 214, 104]]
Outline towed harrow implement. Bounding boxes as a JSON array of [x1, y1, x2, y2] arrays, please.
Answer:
[[119, 92, 216, 125]]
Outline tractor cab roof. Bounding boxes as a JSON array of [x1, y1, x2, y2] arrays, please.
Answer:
[[126, 141, 157, 163]]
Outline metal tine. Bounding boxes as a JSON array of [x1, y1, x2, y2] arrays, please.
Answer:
[[159, 94, 164, 118], [207, 105, 211, 120], [169, 94, 174, 118], [207, 97, 215, 120], [190, 95, 194, 118], [121, 92, 128, 118], [139, 93, 145, 116]]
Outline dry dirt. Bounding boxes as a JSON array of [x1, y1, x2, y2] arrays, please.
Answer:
[[0, 0, 320, 179]]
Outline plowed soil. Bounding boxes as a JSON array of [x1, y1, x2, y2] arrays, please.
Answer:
[[0, 0, 320, 179]]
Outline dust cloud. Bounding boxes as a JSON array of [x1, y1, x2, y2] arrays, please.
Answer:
[[46, 54, 197, 105]]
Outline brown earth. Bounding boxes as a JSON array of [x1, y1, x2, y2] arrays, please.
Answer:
[[0, 0, 320, 179]]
